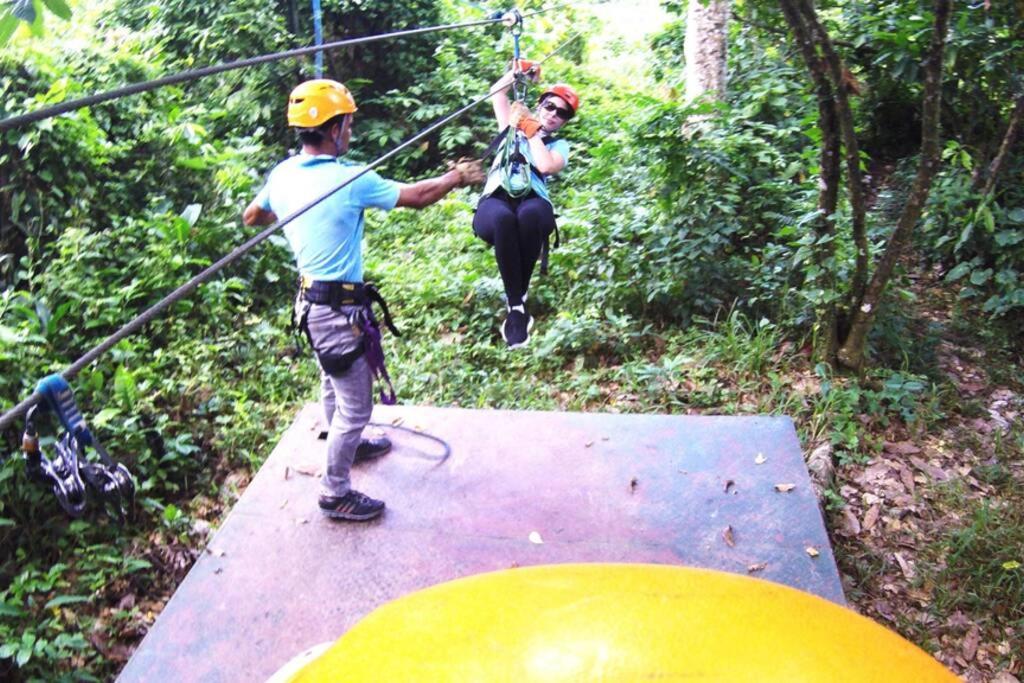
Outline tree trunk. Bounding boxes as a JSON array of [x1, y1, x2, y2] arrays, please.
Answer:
[[779, 0, 841, 363], [836, 0, 952, 370], [794, 0, 869, 306], [684, 0, 730, 105], [981, 94, 1024, 198]]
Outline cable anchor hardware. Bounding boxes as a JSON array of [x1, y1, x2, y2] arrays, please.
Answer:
[[22, 375, 136, 522]]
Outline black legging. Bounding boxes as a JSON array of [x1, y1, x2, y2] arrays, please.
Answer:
[[473, 188, 556, 307]]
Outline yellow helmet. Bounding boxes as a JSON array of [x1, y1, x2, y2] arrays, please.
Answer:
[[287, 79, 357, 128]]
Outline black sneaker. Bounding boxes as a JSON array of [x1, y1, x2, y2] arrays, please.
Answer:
[[501, 308, 533, 349], [318, 490, 385, 521], [355, 436, 391, 463]]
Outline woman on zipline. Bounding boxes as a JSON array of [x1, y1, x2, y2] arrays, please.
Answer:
[[473, 67, 579, 349]]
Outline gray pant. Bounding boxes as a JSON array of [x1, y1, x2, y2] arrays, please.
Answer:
[[303, 302, 372, 497]]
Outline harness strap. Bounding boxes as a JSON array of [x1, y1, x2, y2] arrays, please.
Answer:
[[294, 279, 400, 405]]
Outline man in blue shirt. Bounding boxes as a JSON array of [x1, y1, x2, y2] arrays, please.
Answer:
[[244, 79, 483, 521]]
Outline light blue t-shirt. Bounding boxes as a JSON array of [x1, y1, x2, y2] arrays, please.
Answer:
[[255, 153, 400, 282], [481, 135, 570, 204]]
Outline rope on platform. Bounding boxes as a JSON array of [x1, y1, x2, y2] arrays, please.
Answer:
[[368, 422, 452, 465]]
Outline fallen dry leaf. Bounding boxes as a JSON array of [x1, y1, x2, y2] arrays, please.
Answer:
[[898, 466, 916, 494], [962, 627, 981, 662], [629, 477, 639, 493], [723, 525, 736, 547], [863, 505, 881, 531], [910, 456, 950, 482], [293, 467, 318, 477], [806, 546, 820, 558], [391, 417, 404, 427], [774, 483, 796, 493], [724, 479, 735, 494], [206, 546, 226, 557], [840, 508, 861, 536], [894, 552, 916, 580], [885, 441, 922, 455], [755, 453, 767, 465], [528, 531, 544, 545], [747, 562, 768, 573]]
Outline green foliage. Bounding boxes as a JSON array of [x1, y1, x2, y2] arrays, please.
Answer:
[[935, 498, 1024, 631], [1, 0, 72, 44], [914, 143, 1024, 323], [1, 0, 1021, 678]]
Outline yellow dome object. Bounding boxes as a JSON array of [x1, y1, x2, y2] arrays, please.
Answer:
[[286, 79, 357, 128], [283, 563, 956, 682]]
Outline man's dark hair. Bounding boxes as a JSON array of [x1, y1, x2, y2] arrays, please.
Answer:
[[297, 114, 349, 146]]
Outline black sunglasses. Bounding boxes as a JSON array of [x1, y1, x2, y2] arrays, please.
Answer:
[[541, 101, 573, 119]]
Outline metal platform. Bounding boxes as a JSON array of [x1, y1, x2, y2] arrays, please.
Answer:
[[119, 404, 843, 682]]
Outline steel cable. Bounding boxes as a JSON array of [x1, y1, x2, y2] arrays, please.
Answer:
[[0, 21, 589, 433], [0, 2, 582, 132]]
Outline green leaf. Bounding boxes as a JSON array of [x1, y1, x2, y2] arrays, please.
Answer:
[[994, 230, 1022, 247], [0, 602, 23, 617], [40, 0, 71, 20], [44, 594, 90, 609], [29, 0, 45, 37], [0, 324, 22, 344], [1003, 561, 1021, 570], [944, 262, 971, 282], [92, 407, 121, 428], [163, 504, 181, 522], [969, 268, 992, 286], [0, 13, 19, 44], [0, 517, 15, 527]]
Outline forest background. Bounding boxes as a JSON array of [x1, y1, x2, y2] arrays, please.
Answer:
[[0, 0, 1021, 680]]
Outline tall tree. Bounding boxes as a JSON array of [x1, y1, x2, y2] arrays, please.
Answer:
[[779, 0, 952, 370], [684, 0, 730, 104]]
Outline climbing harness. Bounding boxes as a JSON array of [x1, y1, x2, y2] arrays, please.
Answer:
[[496, 10, 538, 199], [21, 375, 135, 521], [294, 278, 401, 405]]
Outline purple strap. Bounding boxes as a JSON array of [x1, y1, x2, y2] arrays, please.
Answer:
[[362, 313, 397, 405]]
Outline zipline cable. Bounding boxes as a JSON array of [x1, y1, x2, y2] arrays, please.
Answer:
[[0, 21, 588, 434], [0, 85, 508, 433], [0, 3, 577, 132]]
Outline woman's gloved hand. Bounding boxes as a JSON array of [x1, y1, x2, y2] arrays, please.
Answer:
[[509, 101, 542, 138]]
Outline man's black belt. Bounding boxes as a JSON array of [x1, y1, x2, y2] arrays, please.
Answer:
[[298, 277, 401, 337]]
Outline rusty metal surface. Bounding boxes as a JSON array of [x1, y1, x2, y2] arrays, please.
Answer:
[[118, 404, 844, 683]]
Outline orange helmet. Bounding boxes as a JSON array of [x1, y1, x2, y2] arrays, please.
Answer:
[[287, 79, 357, 128], [540, 84, 579, 117]]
